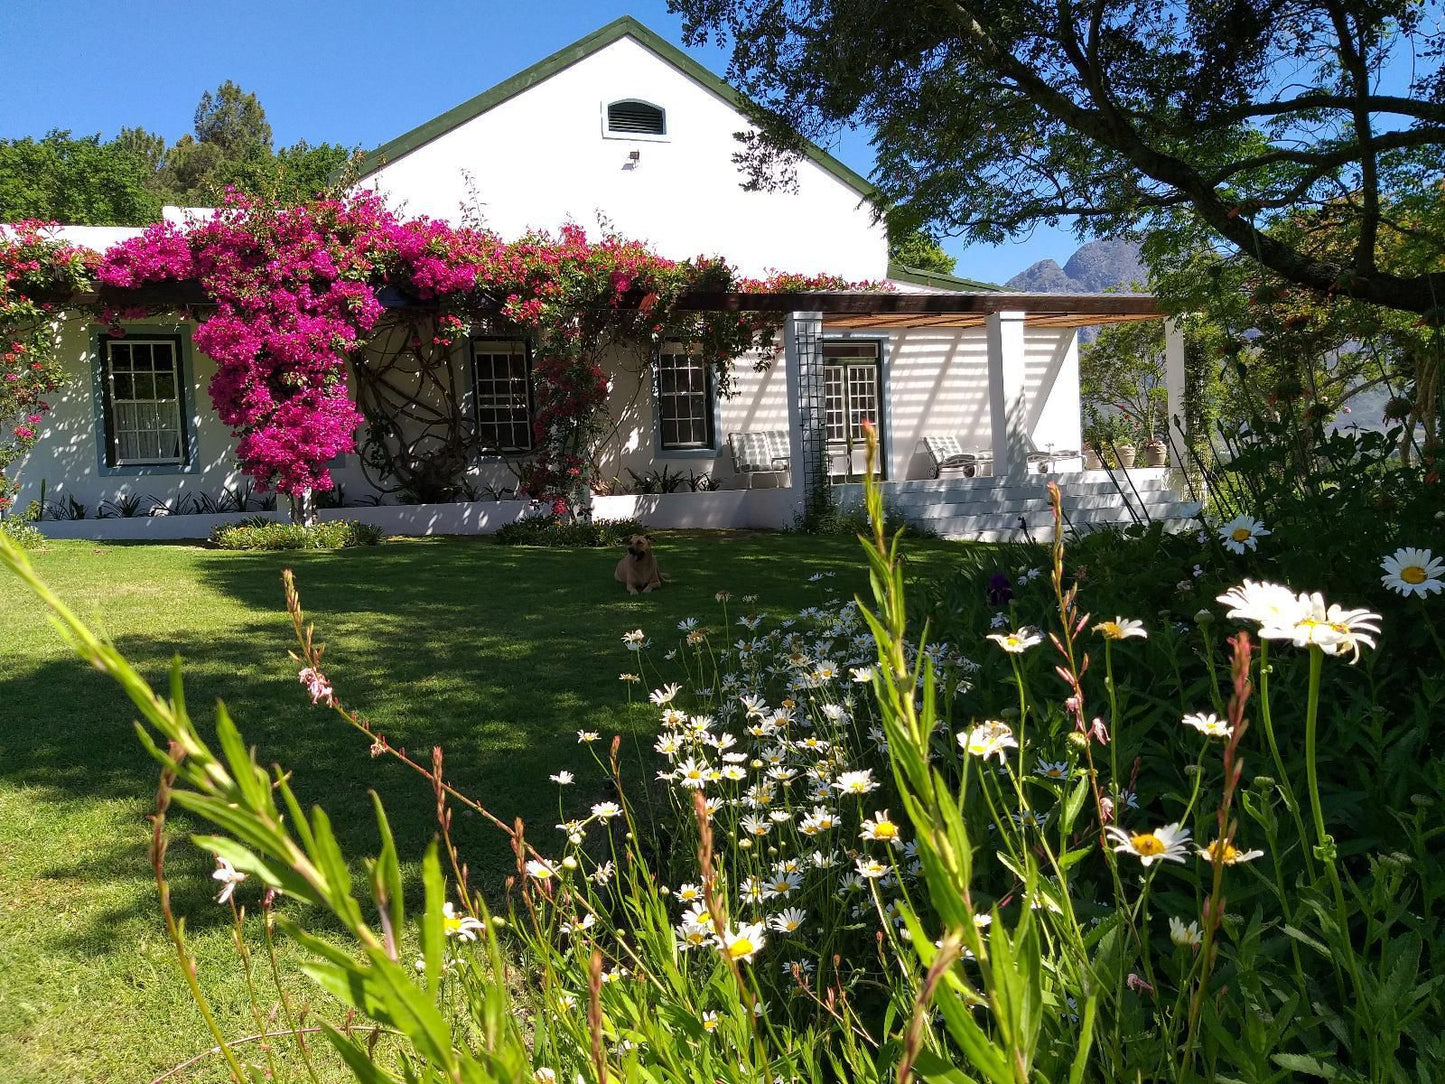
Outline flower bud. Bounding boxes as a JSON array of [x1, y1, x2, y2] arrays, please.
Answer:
[[1193, 609, 1213, 624]]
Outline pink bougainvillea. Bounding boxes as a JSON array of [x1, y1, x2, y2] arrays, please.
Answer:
[[0, 222, 95, 511], [84, 194, 879, 502]]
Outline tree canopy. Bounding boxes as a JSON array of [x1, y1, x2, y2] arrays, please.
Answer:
[[0, 81, 353, 224], [671, 0, 1445, 315]]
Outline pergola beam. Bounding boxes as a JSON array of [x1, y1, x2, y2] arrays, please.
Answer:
[[673, 291, 1160, 316]]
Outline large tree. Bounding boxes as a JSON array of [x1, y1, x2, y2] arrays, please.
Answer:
[[671, 0, 1445, 315], [0, 131, 162, 225]]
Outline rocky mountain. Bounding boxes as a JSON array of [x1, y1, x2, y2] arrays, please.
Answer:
[[1006, 239, 1147, 293]]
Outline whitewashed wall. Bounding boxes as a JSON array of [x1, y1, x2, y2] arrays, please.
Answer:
[[361, 34, 888, 281]]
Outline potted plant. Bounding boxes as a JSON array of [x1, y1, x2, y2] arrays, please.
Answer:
[[1140, 400, 1167, 466], [1081, 415, 1105, 469]]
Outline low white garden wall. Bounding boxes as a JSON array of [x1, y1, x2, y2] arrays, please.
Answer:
[[38, 510, 289, 541], [32, 489, 805, 540]]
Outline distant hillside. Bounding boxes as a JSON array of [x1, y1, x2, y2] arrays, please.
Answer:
[[1006, 239, 1147, 293]]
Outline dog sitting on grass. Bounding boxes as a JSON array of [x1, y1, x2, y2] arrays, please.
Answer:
[[615, 533, 666, 594]]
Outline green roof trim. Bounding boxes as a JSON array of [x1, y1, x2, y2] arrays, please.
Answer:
[[886, 261, 1003, 292], [349, 16, 877, 200]]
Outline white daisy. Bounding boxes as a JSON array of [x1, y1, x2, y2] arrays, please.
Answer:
[[1104, 822, 1191, 866], [987, 628, 1043, 654], [1093, 617, 1146, 640], [958, 720, 1018, 764], [549, 770, 574, 785], [1169, 916, 1202, 948], [1197, 838, 1265, 865], [718, 922, 767, 963], [1219, 515, 1271, 554], [1380, 547, 1444, 597], [212, 858, 246, 905], [1182, 712, 1233, 739]]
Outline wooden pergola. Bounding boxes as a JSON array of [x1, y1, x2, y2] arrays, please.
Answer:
[[671, 290, 1163, 329]]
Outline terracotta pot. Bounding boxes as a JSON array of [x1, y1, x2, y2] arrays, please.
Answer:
[[1115, 443, 1137, 468], [1143, 440, 1168, 467], [1083, 448, 1103, 470]]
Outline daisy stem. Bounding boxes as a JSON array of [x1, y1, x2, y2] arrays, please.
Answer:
[[1256, 641, 1315, 884], [1104, 640, 1120, 803]]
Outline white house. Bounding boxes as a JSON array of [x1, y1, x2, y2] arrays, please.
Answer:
[[12, 16, 1195, 539]]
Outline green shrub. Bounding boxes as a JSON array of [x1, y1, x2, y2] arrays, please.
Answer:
[[493, 513, 644, 547], [0, 518, 44, 549], [209, 518, 384, 551]]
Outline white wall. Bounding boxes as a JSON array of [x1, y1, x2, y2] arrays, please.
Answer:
[[362, 35, 888, 281]]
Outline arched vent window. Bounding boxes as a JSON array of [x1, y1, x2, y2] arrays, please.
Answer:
[[606, 99, 666, 137]]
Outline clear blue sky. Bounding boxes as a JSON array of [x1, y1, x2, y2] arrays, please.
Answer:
[[0, 0, 1079, 284]]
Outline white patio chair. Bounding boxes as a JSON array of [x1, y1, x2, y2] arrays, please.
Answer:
[[728, 431, 791, 488], [921, 435, 992, 478]]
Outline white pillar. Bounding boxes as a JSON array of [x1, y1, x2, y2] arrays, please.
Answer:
[[986, 311, 1028, 475], [1164, 317, 1187, 442], [783, 311, 824, 519]]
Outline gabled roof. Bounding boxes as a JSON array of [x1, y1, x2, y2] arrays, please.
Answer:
[[886, 261, 1003, 293], [349, 16, 875, 199]]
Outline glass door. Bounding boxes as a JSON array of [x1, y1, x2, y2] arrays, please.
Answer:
[[822, 341, 882, 480]]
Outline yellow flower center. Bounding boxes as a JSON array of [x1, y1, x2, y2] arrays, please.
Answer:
[[702, 1017, 719, 1031], [1232, 527, 1252, 542], [872, 821, 898, 839], [1131, 833, 1166, 856], [1208, 841, 1240, 863], [727, 937, 756, 959], [444, 916, 462, 933], [1402, 565, 1427, 585]]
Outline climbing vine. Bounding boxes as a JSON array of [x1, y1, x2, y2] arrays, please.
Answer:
[[0, 223, 95, 513]]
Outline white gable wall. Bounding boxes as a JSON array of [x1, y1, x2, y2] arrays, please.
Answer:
[[362, 35, 888, 280]]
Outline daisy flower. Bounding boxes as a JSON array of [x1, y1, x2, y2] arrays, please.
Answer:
[[1219, 515, 1270, 553], [1034, 761, 1071, 781], [577, 730, 600, 743], [621, 629, 648, 650], [525, 860, 556, 881], [1197, 838, 1265, 865], [763, 872, 802, 899], [958, 720, 1018, 764], [855, 856, 890, 879], [1271, 593, 1381, 662], [1094, 617, 1146, 640], [1169, 916, 1202, 948], [1104, 822, 1191, 866], [740, 814, 772, 838], [1182, 712, 1233, 739], [718, 922, 767, 963], [675, 882, 703, 904], [549, 770, 574, 785], [833, 769, 879, 795], [700, 1010, 719, 1032], [619, 673, 641, 683], [987, 628, 1043, 654], [1216, 580, 1302, 627], [649, 683, 682, 706], [1380, 547, 1443, 597], [859, 810, 903, 846], [590, 802, 622, 820], [212, 858, 246, 905], [675, 758, 709, 789]]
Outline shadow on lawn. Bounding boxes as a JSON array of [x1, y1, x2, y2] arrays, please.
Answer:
[[6, 531, 965, 951]]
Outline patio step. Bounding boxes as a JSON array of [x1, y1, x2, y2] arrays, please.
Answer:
[[917, 499, 1201, 542]]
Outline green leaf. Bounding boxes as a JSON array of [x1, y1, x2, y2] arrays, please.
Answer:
[[1270, 1052, 1339, 1078], [912, 1047, 983, 1084], [1061, 774, 1090, 835], [419, 841, 446, 1000], [368, 792, 405, 959], [319, 1022, 405, 1084]]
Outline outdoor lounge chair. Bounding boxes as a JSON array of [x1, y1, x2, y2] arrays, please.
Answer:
[[727, 431, 791, 488], [921, 435, 993, 478]]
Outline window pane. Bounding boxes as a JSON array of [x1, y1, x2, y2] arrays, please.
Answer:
[[656, 351, 711, 449], [105, 338, 185, 464], [473, 342, 532, 451]]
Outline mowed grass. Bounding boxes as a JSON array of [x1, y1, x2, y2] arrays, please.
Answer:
[[0, 530, 967, 1083]]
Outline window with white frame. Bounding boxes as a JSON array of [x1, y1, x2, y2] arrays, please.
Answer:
[[822, 341, 881, 443], [604, 99, 667, 138], [100, 335, 188, 467], [471, 339, 533, 453], [656, 343, 714, 450]]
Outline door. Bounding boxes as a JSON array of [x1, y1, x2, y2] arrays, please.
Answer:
[[823, 341, 882, 480]]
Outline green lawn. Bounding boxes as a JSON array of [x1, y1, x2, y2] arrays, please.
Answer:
[[0, 531, 966, 1083]]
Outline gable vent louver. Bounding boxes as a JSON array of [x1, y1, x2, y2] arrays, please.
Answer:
[[607, 100, 666, 136]]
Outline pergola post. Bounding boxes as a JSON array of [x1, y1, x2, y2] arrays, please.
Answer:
[[1164, 317, 1187, 444], [783, 311, 826, 518], [986, 311, 1029, 475]]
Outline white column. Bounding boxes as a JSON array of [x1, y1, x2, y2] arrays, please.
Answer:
[[782, 311, 823, 519], [986, 311, 1028, 475], [1164, 317, 1187, 442]]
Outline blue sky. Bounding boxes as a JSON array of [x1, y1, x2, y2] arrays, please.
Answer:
[[0, 0, 1079, 284]]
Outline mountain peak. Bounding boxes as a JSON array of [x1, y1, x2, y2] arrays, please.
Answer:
[[1006, 239, 1146, 293]]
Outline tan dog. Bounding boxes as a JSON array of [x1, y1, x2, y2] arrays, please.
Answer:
[[615, 534, 665, 594]]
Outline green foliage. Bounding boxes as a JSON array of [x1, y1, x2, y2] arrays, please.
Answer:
[[209, 519, 384, 551], [888, 226, 958, 275], [0, 131, 163, 225], [0, 518, 43, 549], [1080, 321, 1170, 441], [674, 0, 1445, 314], [493, 513, 644, 547]]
